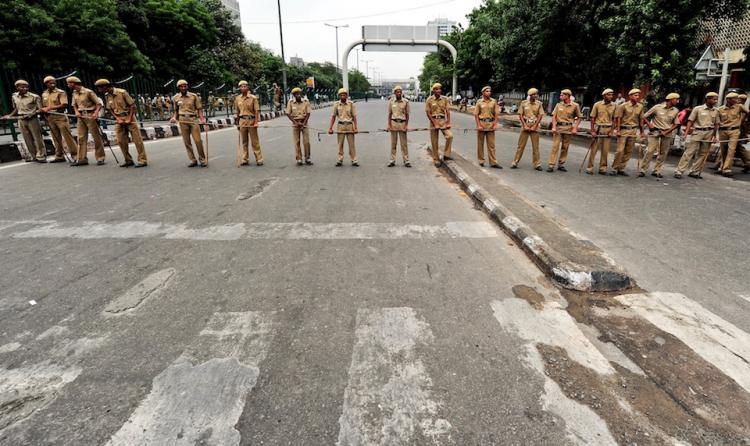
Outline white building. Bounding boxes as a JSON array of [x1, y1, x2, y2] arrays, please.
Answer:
[[427, 18, 457, 37], [220, 0, 241, 29]]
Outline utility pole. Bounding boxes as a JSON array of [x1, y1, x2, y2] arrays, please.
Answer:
[[354, 49, 360, 72], [362, 59, 373, 80], [277, 0, 287, 105], [325, 23, 349, 74]]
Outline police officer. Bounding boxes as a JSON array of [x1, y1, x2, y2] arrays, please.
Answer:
[[40, 76, 78, 163], [425, 83, 453, 167], [3, 80, 46, 162], [474, 86, 501, 168], [387, 85, 411, 167], [640, 93, 680, 178], [610, 88, 645, 176], [234, 80, 264, 166], [328, 88, 358, 167], [714, 92, 747, 177], [170, 79, 207, 167], [587, 89, 616, 175], [548, 89, 582, 172], [287, 87, 312, 165], [674, 92, 718, 179], [67, 76, 106, 166], [512, 88, 544, 170], [95, 79, 148, 168]]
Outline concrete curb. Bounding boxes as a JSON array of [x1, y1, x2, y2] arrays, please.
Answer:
[[429, 144, 633, 292]]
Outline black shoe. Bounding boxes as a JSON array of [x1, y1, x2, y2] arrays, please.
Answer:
[[535, 166, 543, 171], [49, 158, 66, 163], [491, 164, 503, 169], [743, 166, 750, 173], [96, 160, 105, 165], [617, 171, 629, 176], [443, 156, 453, 160], [511, 164, 518, 169], [404, 162, 412, 168], [336, 161, 343, 166], [388, 161, 395, 167], [199, 162, 207, 167], [637, 172, 645, 177], [257, 161, 264, 166], [655, 173, 663, 178], [673, 173, 682, 179], [598, 171, 607, 175], [585, 170, 593, 175], [650, 171, 657, 177], [134, 163, 147, 168], [240, 161, 249, 166], [557, 165, 567, 172], [296, 160, 303, 166], [70, 160, 88, 167], [479, 162, 485, 167], [435, 161, 443, 167], [688, 172, 702, 179], [120, 161, 135, 168], [305, 159, 313, 165], [352, 161, 359, 167], [723, 171, 734, 177], [546, 167, 554, 172], [188, 161, 198, 167], [24, 158, 35, 162], [35, 158, 48, 163]]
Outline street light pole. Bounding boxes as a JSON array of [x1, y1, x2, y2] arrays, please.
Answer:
[[354, 49, 359, 72], [325, 23, 349, 75], [277, 0, 287, 104]]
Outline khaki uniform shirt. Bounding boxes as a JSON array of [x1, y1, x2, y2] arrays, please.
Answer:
[[551, 101, 582, 134], [687, 105, 718, 130], [105, 88, 134, 116], [519, 100, 544, 126], [474, 97, 499, 129], [388, 97, 410, 131], [332, 100, 356, 125], [286, 98, 311, 121], [72, 87, 98, 112], [173, 92, 202, 116], [12, 92, 42, 116], [644, 103, 680, 130], [235, 93, 260, 123], [590, 101, 616, 126], [615, 101, 644, 135], [41, 88, 68, 109], [717, 103, 745, 129]]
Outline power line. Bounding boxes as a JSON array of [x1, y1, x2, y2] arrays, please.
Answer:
[[241, 0, 458, 25]]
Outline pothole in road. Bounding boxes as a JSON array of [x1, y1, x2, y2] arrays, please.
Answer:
[[236, 177, 279, 201]]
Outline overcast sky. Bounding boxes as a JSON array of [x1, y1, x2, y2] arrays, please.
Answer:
[[239, 0, 483, 81]]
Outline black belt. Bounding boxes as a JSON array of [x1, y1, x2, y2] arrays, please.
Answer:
[[480, 118, 495, 122], [391, 118, 406, 123], [239, 114, 255, 119], [620, 125, 638, 129], [596, 124, 612, 127], [694, 127, 713, 131], [557, 121, 572, 125], [179, 113, 196, 117], [432, 115, 445, 119], [720, 126, 739, 130], [339, 120, 353, 124], [115, 112, 129, 117]]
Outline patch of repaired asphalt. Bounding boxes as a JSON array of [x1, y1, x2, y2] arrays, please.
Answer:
[[512, 285, 545, 310], [236, 177, 279, 201]]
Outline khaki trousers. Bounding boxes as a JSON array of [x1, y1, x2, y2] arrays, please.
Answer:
[[641, 133, 672, 174], [337, 122, 357, 162], [239, 124, 263, 163], [719, 129, 741, 172], [115, 122, 148, 164], [19, 117, 46, 160], [587, 126, 612, 172], [429, 119, 453, 162], [675, 130, 713, 175], [513, 130, 541, 167], [548, 131, 572, 167], [292, 124, 311, 161], [390, 131, 409, 162], [611, 130, 638, 171], [76, 116, 105, 162], [179, 119, 206, 163], [47, 116, 77, 160], [477, 128, 497, 165]]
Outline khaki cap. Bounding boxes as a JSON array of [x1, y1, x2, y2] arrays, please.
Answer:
[[237, 80, 248, 87], [665, 93, 680, 100], [94, 79, 110, 87], [739, 93, 748, 99], [66, 76, 82, 84], [725, 92, 739, 99], [560, 88, 572, 96], [628, 88, 641, 96], [176, 79, 188, 87], [43, 76, 55, 83], [14, 79, 29, 87], [481, 86, 491, 93], [337, 88, 348, 95], [527, 88, 539, 95], [431, 83, 442, 91], [393, 85, 402, 92], [705, 92, 719, 98], [601, 88, 614, 95], [291, 87, 302, 94]]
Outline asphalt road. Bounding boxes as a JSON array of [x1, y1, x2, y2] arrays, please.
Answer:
[[1, 100, 749, 445]]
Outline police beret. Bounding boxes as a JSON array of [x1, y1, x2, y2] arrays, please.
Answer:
[[14, 79, 29, 87], [705, 92, 719, 99], [94, 79, 111, 87], [176, 79, 188, 87], [393, 85, 402, 92], [527, 88, 539, 95], [665, 93, 680, 100], [66, 76, 82, 84], [481, 86, 491, 93], [291, 87, 302, 94], [337, 88, 348, 95], [238, 80, 248, 87], [739, 93, 748, 100], [431, 83, 442, 91], [43, 76, 55, 83], [560, 89, 572, 96], [628, 88, 641, 96], [601, 88, 614, 96], [725, 92, 739, 99]]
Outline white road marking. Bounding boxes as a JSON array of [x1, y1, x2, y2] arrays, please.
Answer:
[[107, 311, 274, 446], [616, 292, 750, 393], [738, 294, 750, 304], [103, 268, 176, 315], [491, 299, 617, 445], [337, 307, 451, 445], [6, 219, 498, 240], [0, 342, 21, 353]]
